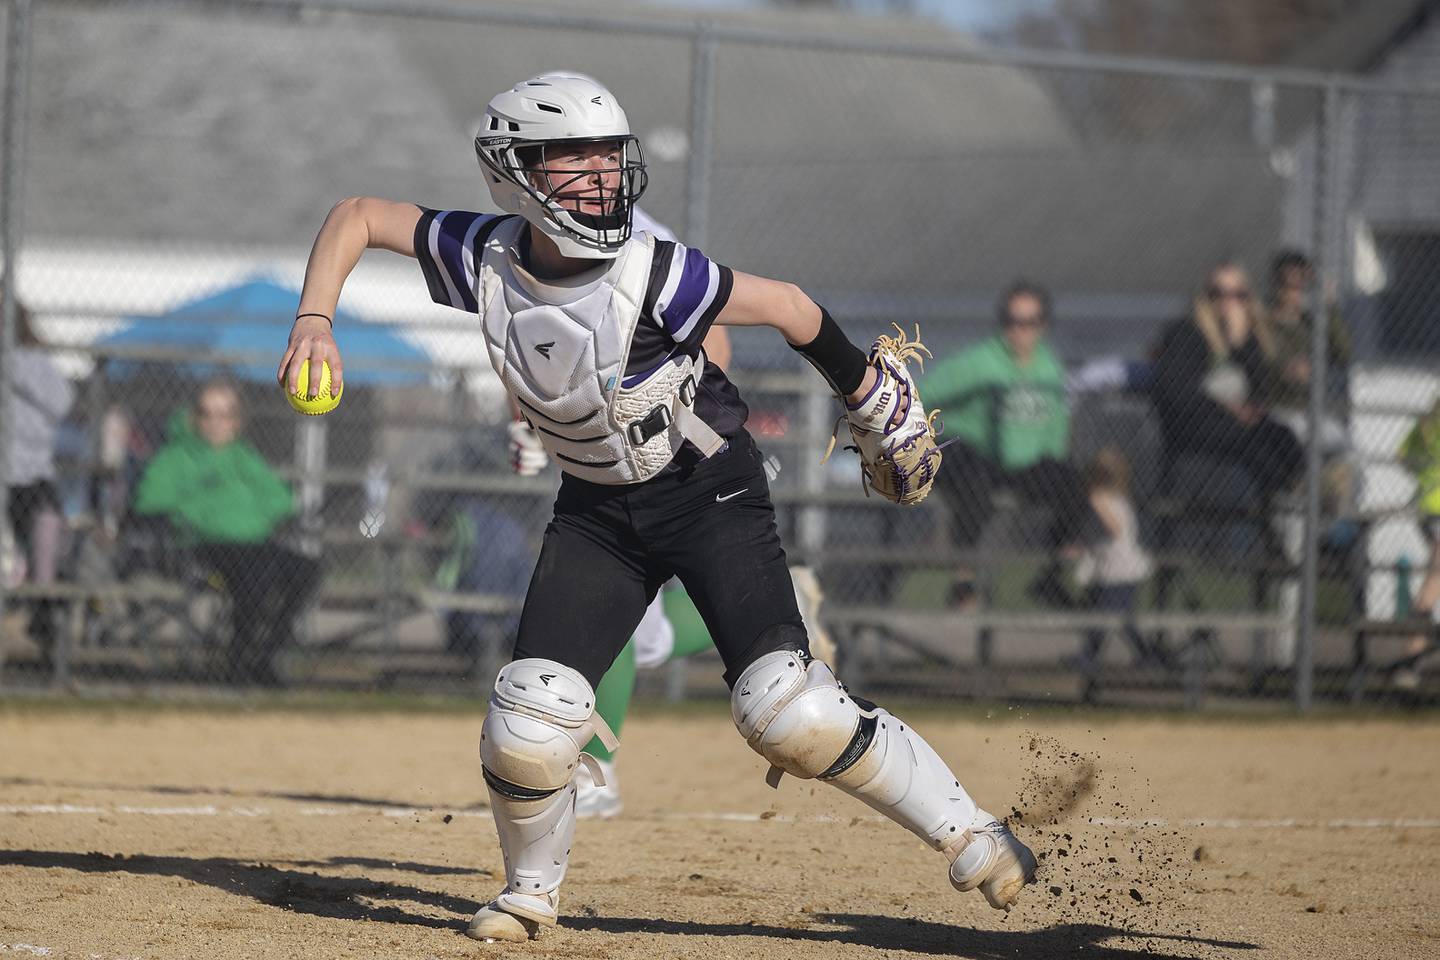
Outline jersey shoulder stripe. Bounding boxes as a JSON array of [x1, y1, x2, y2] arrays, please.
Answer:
[[642, 239, 731, 343], [414, 208, 499, 314]]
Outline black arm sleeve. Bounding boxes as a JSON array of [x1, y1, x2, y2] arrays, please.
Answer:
[[789, 308, 870, 397]]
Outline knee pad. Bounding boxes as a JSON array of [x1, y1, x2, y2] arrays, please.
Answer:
[[480, 659, 618, 798], [731, 650, 860, 785]]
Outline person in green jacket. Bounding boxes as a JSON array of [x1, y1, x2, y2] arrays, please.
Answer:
[[133, 378, 319, 685], [923, 280, 1093, 606]]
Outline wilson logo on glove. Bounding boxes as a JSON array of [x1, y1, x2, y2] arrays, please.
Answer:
[[821, 323, 942, 506]]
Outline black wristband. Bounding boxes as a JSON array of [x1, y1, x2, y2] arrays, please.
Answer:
[[295, 312, 333, 329], [789, 307, 869, 396]]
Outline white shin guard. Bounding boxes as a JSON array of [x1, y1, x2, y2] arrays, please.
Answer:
[[479, 659, 617, 924], [485, 788, 576, 924], [731, 651, 981, 856], [824, 707, 981, 855]]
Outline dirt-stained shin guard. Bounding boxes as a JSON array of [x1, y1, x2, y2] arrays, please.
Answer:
[[729, 650, 1037, 911]]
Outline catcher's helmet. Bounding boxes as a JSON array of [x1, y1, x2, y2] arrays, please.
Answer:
[[475, 72, 648, 260]]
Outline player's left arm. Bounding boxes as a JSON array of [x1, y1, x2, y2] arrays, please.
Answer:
[[716, 271, 877, 403], [718, 269, 941, 505]]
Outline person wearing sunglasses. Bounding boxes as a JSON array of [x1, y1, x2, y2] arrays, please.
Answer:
[[1151, 260, 1303, 505], [924, 280, 1094, 608]]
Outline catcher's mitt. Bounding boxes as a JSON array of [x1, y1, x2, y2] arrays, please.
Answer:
[[822, 323, 942, 505]]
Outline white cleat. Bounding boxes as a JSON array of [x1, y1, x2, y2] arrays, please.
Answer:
[[574, 758, 623, 820], [947, 816, 1038, 911], [465, 890, 557, 943]]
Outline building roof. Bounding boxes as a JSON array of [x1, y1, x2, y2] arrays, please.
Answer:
[[19, 0, 1281, 326]]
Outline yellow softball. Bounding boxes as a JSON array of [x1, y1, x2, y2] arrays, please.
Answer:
[[287, 359, 343, 415]]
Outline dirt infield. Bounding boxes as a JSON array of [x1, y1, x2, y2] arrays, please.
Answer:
[[1, 704, 1437, 960]]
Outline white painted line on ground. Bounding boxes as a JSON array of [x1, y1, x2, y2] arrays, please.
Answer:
[[1, 802, 1437, 830], [1089, 816, 1440, 829], [664, 812, 1440, 828]]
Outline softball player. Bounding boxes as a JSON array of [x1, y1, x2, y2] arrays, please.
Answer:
[[519, 205, 831, 819], [281, 71, 1036, 942]]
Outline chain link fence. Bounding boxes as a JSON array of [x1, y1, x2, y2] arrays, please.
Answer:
[[3, 0, 1439, 708]]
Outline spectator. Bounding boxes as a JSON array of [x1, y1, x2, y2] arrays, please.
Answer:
[[1151, 261, 1303, 504], [1396, 398, 1440, 688], [1260, 250, 1352, 417], [4, 298, 74, 667], [133, 378, 318, 685], [1070, 446, 1158, 696], [1259, 249, 1355, 515], [925, 280, 1094, 607]]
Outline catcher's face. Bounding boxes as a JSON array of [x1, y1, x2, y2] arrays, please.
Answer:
[[526, 140, 625, 218]]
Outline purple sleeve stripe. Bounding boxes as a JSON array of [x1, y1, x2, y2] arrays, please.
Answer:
[[669, 260, 720, 344], [427, 211, 481, 312], [658, 246, 715, 337]]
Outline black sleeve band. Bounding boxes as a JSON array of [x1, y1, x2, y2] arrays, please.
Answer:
[[789, 307, 869, 396]]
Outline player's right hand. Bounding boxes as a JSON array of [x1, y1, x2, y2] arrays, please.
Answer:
[[508, 419, 549, 476], [278, 314, 344, 399]]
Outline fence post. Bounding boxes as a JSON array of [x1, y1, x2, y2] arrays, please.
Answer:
[[1296, 80, 1345, 711], [666, 23, 717, 705], [1, 0, 35, 682], [685, 23, 717, 249]]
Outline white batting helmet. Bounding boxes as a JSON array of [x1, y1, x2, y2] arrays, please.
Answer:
[[475, 72, 648, 260]]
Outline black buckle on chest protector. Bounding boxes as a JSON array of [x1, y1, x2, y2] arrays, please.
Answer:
[[629, 405, 673, 445]]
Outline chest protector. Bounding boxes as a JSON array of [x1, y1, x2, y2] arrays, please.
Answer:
[[478, 217, 725, 484]]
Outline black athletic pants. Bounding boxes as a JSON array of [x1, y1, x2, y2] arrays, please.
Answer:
[[512, 431, 807, 690]]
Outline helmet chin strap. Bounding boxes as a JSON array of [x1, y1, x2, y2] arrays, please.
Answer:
[[511, 185, 631, 261], [518, 206, 626, 267]]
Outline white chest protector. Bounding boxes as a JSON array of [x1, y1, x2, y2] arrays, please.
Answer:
[[478, 217, 725, 484]]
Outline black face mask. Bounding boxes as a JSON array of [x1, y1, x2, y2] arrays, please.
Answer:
[[477, 135, 650, 250]]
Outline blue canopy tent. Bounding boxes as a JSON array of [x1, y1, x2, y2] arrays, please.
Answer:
[[98, 277, 435, 551], [98, 276, 430, 383]]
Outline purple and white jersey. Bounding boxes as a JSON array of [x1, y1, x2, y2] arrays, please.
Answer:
[[413, 206, 748, 440]]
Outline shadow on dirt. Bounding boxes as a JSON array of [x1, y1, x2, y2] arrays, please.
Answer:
[[0, 849, 479, 928], [1, 849, 1260, 957], [565, 912, 1260, 958], [285, 856, 488, 877]]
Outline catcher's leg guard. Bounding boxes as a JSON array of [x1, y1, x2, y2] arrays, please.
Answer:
[[731, 651, 1035, 910], [469, 659, 618, 942]]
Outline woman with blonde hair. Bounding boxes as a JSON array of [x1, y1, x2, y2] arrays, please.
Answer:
[[1150, 260, 1301, 502]]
